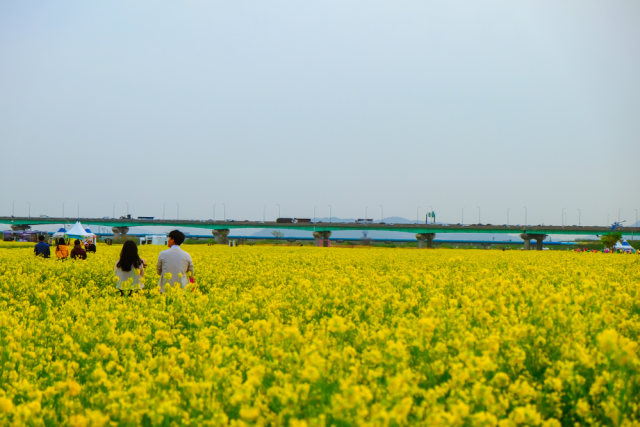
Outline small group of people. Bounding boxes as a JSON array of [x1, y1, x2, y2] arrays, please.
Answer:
[[34, 236, 96, 260], [35, 230, 193, 296], [115, 229, 194, 296]]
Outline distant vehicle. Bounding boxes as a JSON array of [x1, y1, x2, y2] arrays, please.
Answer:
[[39, 215, 49, 218], [296, 218, 312, 223], [137, 216, 155, 220], [276, 218, 294, 224], [356, 218, 374, 224]]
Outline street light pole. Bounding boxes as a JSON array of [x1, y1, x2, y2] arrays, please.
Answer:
[[27, 202, 31, 218], [477, 206, 481, 224], [379, 205, 383, 223], [523, 206, 527, 226], [507, 208, 510, 226], [328, 205, 332, 223], [313, 206, 317, 223], [223, 204, 226, 221], [562, 208, 566, 226], [276, 204, 280, 219], [578, 209, 581, 226]]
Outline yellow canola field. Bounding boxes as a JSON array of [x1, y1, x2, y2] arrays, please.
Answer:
[[0, 244, 639, 426]]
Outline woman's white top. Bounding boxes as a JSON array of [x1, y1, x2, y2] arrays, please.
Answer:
[[114, 261, 145, 290]]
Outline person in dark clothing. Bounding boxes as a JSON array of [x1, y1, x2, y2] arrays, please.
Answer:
[[70, 239, 87, 260], [85, 239, 97, 253], [34, 235, 50, 258]]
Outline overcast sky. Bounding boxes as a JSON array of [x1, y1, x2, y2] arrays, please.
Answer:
[[1, 1, 639, 226]]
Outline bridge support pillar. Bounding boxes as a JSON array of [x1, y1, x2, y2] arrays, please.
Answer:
[[112, 226, 129, 237], [313, 231, 332, 247], [212, 229, 230, 244], [520, 233, 547, 250], [416, 233, 436, 249]]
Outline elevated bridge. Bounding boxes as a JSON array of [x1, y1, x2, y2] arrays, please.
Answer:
[[2, 216, 637, 250]]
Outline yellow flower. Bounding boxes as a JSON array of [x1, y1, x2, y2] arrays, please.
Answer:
[[0, 396, 15, 414], [66, 380, 82, 397], [492, 372, 510, 388], [576, 399, 590, 418], [597, 329, 619, 354], [239, 405, 260, 421], [69, 414, 88, 427]]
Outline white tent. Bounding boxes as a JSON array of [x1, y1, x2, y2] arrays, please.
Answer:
[[614, 240, 635, 253], [65, 221, 94, 239]]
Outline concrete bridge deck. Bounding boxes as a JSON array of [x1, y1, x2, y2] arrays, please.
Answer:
[[1, 216, 637, 236]]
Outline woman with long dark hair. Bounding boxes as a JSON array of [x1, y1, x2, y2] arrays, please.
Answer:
[[70, 239, 87, 260], [55, 238, 69, 260], [114, 240, 146, 296]]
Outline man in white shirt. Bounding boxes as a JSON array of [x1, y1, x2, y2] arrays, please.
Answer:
[[157, 230, 194, 293]]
